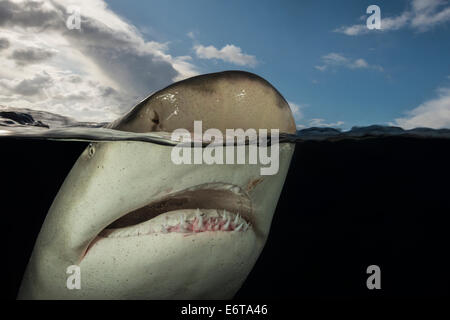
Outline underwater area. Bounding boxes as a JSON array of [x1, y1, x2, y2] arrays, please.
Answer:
[[3, 107, 450, 299]]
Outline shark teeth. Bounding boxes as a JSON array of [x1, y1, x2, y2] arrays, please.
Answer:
[[100, 208, 251, 238], [195, 209, 203, 231], [222, 210, 229, 220], [234, 223, 243, 232], [223, 217, 231, 230]]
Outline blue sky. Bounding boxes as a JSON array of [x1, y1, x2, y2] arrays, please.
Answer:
[[1, 0, 449, 129], [106, 0, 450, 129]]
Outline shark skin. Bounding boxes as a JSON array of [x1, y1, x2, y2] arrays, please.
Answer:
[[18, 71, 296, 299]]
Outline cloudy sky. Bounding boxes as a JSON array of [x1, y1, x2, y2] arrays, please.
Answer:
[[0, 0, 449, 128]]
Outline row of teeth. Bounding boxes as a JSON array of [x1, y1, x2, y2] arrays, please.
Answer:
[[101, 209, 251, 238]]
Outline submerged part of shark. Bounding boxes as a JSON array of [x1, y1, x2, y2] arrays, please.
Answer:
[[18, 71, 296, 299]]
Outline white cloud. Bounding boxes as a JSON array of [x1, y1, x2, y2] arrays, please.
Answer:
[[194, 44, 257, 67], [393, 86, 450, 129], [295, 118, 345, 129], [308, 118, 345, 127], [315, 53, 383, 72], [351, 58, 369, 68], [334, 0, 450, 35], [287, 101, 344, 129], [287, 101, 305, 124], [334, 24, 368, 36], [0, 0, 200, 121], [314, 65, 327, 71], [322, 52, 348, 65]]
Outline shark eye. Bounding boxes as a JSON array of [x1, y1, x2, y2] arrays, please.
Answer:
[[87, 143, 95, 158]]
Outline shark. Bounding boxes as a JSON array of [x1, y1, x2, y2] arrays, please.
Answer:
[[18, 71, 296, 299]]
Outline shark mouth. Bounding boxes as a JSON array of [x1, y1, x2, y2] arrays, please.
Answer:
[[98, 183, 253, 239]]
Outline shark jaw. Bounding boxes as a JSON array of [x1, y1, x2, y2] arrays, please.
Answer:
[[99, 208, 252, 238], [18, 141, 294, 299], [97, 183, 254, 239], [87, 183, 255, 256]]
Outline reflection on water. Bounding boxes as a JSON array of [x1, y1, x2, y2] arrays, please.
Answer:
[[0, 106, 449, 144]]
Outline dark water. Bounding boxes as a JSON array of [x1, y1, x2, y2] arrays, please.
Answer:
[[2, 107, 450, 299]]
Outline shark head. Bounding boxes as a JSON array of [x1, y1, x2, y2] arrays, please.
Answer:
[[19, 71, 296, 299]]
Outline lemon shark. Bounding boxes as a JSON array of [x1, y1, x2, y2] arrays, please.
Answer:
[[18, 71, 296, 299]]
